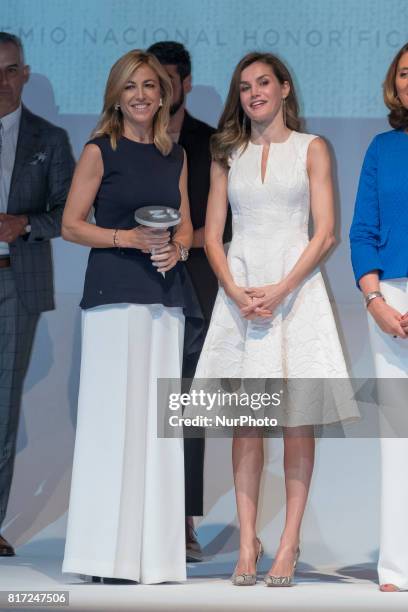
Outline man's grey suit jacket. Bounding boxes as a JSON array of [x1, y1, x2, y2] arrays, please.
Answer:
[[7, 105, 75, 313]]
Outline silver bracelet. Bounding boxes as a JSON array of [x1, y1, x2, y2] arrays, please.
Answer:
[[365, 290, 385, 308]]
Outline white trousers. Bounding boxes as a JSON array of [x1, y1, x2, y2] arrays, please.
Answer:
[[62, 304, 186, 584], [367, 279, 408, 589]]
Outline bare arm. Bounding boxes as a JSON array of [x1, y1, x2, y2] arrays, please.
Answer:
[[62, 144, 169, 251], [284, 137, 336, 290], [204, 161, 253, 313], [244, 138, 337, 317], [172, 151, 193, 249], [359, 271, 382, 297], [204, 162, 234, 288]]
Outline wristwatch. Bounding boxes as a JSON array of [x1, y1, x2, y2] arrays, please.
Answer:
[[365, 291, 384, 308]]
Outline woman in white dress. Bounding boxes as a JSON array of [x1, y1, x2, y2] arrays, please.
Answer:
[[195, 52, 356, 586]]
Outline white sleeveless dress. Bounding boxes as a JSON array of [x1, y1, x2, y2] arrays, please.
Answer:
[[193, 131, 358, 425]]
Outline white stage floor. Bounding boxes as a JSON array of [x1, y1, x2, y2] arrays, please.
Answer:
[[0, 545, 407, 612]]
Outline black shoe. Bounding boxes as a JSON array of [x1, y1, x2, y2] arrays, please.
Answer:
[[0, 535, 15, 556], [91, 576, 135, 584]]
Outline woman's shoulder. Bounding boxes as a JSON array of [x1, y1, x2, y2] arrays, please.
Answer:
[[293, 130, 318, 141], [86, 133, 110, 145], [292, 131, 322, 150], [376, 128, 402, 137], [85, 134, 112, 154], [362, 129, 406, 162], [290, 131, 322, 161], [373, 129, 406, 146]]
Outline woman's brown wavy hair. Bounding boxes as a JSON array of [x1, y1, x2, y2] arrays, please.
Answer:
[[93, 49, 173, 155], [383, 42, 408, 130], [212, 52, 301, 168]]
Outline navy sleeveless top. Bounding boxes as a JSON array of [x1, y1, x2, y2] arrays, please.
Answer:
[[80, 135, 203, 353]]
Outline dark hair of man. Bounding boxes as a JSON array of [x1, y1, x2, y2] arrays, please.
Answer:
[[0, 32, 25, 62], [147, 41, 191, 81]]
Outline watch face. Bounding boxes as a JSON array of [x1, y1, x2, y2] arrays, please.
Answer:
[[25, 224, 32, 233]]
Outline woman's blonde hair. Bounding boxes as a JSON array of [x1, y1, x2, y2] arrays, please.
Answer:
[[93, 49, 173, 155], [212, 52, 301, 168], [383, 42, 408, 130]]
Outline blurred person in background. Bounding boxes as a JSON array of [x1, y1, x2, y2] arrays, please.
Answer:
[[148, 40, 231, 562], [0, 32, 74, 556]]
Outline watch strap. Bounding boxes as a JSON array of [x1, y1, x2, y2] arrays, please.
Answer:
[[365, 291, 385, 308]]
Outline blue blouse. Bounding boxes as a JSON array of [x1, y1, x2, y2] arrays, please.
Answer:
[[349, 129, 408, 286]]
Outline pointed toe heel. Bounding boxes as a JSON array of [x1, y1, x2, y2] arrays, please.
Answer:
[[231, 537, 263, 586], [264, 547, 300, 587], [231, 571, 257, 586]]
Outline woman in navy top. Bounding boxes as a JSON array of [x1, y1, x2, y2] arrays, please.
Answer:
[[61, 50, 201, 584], [350, 42, 408, 592]]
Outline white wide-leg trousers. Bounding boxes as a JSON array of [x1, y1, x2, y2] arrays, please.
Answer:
[[62, 303, 186, 584], [367, 279, 408, 590]]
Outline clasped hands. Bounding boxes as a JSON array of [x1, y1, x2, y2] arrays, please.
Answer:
[[229, 282, 289, 320], [124, 226, 179, 274]]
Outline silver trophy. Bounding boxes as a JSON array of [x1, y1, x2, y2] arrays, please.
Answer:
[[134, 206, 181, 277]]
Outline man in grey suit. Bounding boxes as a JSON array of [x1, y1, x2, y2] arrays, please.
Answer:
[[0, 32, 74, 555]]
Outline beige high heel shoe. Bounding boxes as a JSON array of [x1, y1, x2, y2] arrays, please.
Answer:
[[231, 538, 264, 586], [264, 547, 300, 587]]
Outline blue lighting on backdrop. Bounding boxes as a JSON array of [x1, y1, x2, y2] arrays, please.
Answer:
[[3, 0, 407, 116]]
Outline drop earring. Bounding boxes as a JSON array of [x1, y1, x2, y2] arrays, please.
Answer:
[[159, 98, 163, 107], [114, 103, 120, 111], [282, 97, 287, 127]]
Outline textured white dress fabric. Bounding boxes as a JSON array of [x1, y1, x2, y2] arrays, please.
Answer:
[[367, 279, 408, 590], [194, 131, 357, 425], [62, 303, 186, 584]]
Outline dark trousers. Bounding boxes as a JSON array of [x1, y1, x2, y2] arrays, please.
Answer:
[[182, 347, 205, 517], [0, 269, 38, 528]]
